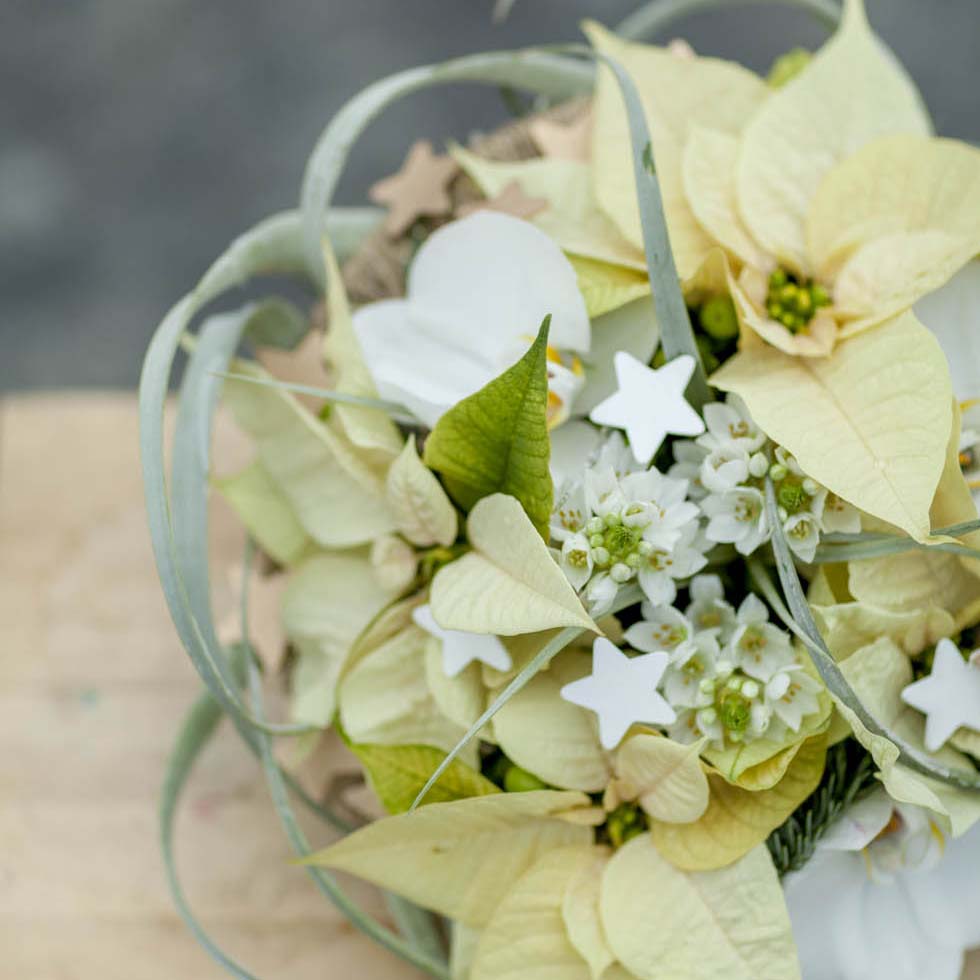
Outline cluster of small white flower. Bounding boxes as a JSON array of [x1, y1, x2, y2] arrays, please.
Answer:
[[551, 435, 708, 615], [669, 396, 860, 563], [623, 574, 823, 749]]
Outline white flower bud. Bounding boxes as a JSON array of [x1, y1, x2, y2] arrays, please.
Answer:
[[748, 452, 769, 479], [591, 546, 611, 567]]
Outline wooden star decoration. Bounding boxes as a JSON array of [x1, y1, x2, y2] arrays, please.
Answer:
[[528, 109, 593, 162], [255, 319, 330, 412], [457, 180, 548, 221], [668, 38, 696, 60], [369, 140, 458, 237]]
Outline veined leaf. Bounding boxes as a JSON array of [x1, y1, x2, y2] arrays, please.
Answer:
[[430, 494, 598, 636], [387, 435, 459, 547], [812, 600, 955, 660], [301, 790, 592, 926], [584, 20, 768, 280], [847, 547, 980, 621], [282, 551, 397, 727], [212, 459, 309, 566], [736, 0, 930, 272], [449, 144, 645, 276], [338, 623, 473, 761], [423, 317, 553, 537], [650, 735, 827, 871], [570, 254, 650, 318], [349, 742, 500, 814], [492, 650, 612, 792], [711, 311, 952, 541], [561, 851, 615, 980], [471, 846, 599, 980], [615, 733, 709, 824], [600, 837, 800, 980], [222, 359, 397, 547]]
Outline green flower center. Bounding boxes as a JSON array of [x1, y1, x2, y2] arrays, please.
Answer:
[[777, 479, 808, 514], [718, 689, 752, 733], [604, 524, 642, 558], [604, 802, 648, 849], [765, 268, 830, 334]]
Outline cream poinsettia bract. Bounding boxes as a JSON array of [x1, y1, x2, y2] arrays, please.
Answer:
[[590, 0, 980, 359]]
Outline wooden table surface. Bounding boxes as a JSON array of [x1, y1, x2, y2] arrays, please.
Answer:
[[1, 393, 977, 979]]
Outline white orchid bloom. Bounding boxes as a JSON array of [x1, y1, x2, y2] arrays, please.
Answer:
[[785, 789, 980, 980], [915, 260, 980, 504], [352, 211, 590, 428]]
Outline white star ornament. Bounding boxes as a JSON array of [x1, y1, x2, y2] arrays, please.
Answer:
[[412, 604, 512, 678], [560, 636, 676, 750], [901, 638, 980, 752], [588, 351, 705, 465]]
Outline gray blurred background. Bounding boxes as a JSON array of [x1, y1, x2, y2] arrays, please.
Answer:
[[2, 0, 977, 391]]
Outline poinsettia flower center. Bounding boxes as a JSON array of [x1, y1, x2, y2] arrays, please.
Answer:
[[764, 267, 832, 334]]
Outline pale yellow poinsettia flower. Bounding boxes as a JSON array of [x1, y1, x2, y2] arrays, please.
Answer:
[[585, 19, 771, 286], [589, 0, 980, 358], [680, 0, 980, 357]]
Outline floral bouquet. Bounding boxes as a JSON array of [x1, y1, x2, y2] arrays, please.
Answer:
[[140, 1, 980, 978]]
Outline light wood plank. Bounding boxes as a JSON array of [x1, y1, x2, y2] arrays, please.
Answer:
[[1, 392, 977, 979], [0, 393, 422, 979]]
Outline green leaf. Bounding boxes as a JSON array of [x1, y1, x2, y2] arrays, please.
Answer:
[[423, 317, 554, 537], [349, 742, 501, 814]]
